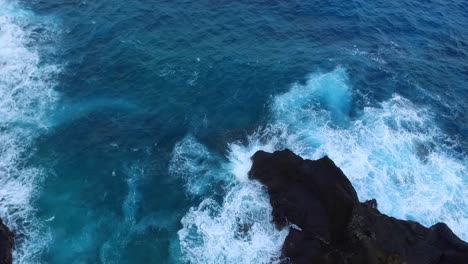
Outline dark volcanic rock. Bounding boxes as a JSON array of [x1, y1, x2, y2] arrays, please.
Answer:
[[0, 218, 13, 264], [249, 149, 468, 264]]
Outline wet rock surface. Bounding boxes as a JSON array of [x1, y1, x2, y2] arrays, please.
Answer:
[[249, 149, 468, 264], [0, 218, 13, 264]]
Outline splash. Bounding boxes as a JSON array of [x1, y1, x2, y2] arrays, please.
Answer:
[[176, 67, 467, 263], [173, 136, 288, 263], [257, 68, 467, 240], [273, 67, 352, 126], [178, 181, 288, 264], [0, 1, 60, 262]]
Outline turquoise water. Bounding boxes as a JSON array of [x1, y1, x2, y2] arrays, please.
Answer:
[[0, 0, 467, 263]]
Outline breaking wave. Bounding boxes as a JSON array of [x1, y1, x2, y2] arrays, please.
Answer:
[[0, 1, 60, 262], [175, 67, 467, 263]]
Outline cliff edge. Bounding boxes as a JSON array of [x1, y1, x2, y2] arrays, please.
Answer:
[[249, 149, 468, 264]]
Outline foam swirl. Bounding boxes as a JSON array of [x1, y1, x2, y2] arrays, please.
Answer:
[[0, 1, 60, 262]]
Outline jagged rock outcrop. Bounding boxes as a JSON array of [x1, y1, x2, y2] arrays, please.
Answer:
[[0, 218, 13, 264], [249, 149, 468, 264]]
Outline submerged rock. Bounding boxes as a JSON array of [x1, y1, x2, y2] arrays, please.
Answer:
[[249, 149, 468, 264], [0, 219, 13, 264]]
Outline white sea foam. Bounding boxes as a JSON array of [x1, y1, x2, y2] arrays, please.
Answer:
[[173, 136, 289, 263], [0, 1, 59, 262], [169, 135, 231, 195], [178, 181, 288, 264], [226, 138, 276, 182], [250, 67, 467, 240], [177, 67, 467, 263]]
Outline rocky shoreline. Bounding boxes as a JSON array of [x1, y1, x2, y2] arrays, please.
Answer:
[[249, 149, 468, 264], [0, 218, 13, 264], [0, 149, 466, 264]]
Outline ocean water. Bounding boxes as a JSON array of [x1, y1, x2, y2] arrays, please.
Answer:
[[0, 0, 467, 263]]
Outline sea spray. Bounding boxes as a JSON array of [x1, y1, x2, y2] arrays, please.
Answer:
[[173, 136, 288, 263], [176, 68, 467, 263], [0, 1, 60, 262], [267, 70, 467, 239], [178, 181, 288, 263]]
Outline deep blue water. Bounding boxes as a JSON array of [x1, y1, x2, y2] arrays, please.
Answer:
[[0, 0, 467, 263]]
